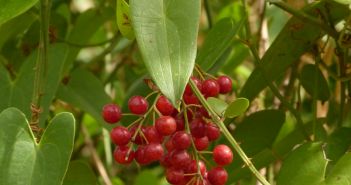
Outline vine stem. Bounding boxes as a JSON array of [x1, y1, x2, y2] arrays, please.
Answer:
[[241, 0, 311, 141], [203, 0, 213, 29], [32, 0, 51, 111], [182, 100, 204, 183], [188, 79, 270, 185], [266, 1, 339, 39]]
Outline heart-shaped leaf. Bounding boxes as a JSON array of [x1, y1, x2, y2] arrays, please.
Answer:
[[323, 152, 351, 184], [196, 17, 245, 72], [116, 0, 135, 40], [207, 97, 228, 116], [0, 108, 75, 184], [301, 64, 330, 103], [0, 43, 68, 129], [130, 0, 201, 107], [225, 98, 249, 118], [276, 142, 328, 185], [63, 161, 98, 185], [0, 0, 37, 26]]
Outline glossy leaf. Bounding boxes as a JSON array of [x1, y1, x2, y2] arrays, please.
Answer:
[[133, 170, 158, 185], [0, 0, 37, 26], [323, 152, 351, 184], [207, 97, 228, 116], [239, 2, 350, 101], [116, 0, 135, 40], [56, 67, 115, 131], [130, 0, 201, 107], [225, 98, 249, 118], [196, 17, 245, 72], [276, 142, 327, 185], [63, 161, 98, 185], [324, 127, 351, 174], [0, 43, 68, 129], [301, 64, 330, 103], [0, 108, 75, 184]]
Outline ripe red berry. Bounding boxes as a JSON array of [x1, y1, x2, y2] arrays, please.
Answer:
[[193, 136, 209, 151], [144, 142, 164, 161], [185, 77, 202, 96], [170, 149, 191, 169], [130, 124, 147, 145], [190, 118, 208, 138], [200, 106, 211, 119], [213, 145, 233, 166], [110, 126, 131, 146], [165, 135, 176, 152], [128, 95, 149, 114], [183, 94, 199, 105], [160, 153, 173, 170], [172, 131, 191, 150], [166, 166, 184, 184], [156, 95, 175, 116], [207, 122, 220, 141], [217, 76, 232, 94], [102, 104, 122, 124], [145, 126, 165, 143], [201, 79, 220, 98], [135, 146, 152, 165], [185, 160, 206, 176], [155, 116, 177, 136], [174, 115, 185, 132], [113, 146, 134, 165], [208, 166, 228, 185]]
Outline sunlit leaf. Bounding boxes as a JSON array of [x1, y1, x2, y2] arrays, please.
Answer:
[[116, 0, 135, 40], [207, 97, 228, 116]]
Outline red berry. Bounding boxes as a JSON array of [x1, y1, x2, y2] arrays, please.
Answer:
[[155, 116, 177, 136], [144, 142, 164, 161], [145, 126, 165, 143], [170, 149, 191, 169], [201, 79, 220, 98], [185, 77, 202, 96], [185, 160, 206, 176], [190, 118, 208, 138], [102, 104, 122, 124], [207, 122, 220, 141], [172, 131, 191, 150], [130, 124, 147, 145], [128, 95, 149, 114], [165, 136, 176, 152], [217, 76, 232, 94], [166, 166, 184, 184], [135, 146, 152, 165], [113, 146, 134, 165], [183, 94, 199, 105], [160, 153, 173, 170], [156, 95, 175, 116], [174, 115, 186, 132], [110, 126, 131, 146], [213, 145, 233, 166], [193, 136, 209, 151], [208, 166, 228, 185], [200, 106, 211, 119]]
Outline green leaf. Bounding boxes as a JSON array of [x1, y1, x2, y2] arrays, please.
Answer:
[[56, 67, 115, 131], [116, 0, 135, 40], [133, 170, 158, 185], [276, 142, 328, 185], [301, 64, 330, 103], [207, 97, 228, 116], [225, 98, 249, 118], [324, 127, 351, 175], [196, 17, 245, 72], [0, 43, 68, 129], [323, 152, 351, 184], [0, 0, 37, 26], [130, 0, 201, 107], [333, 0, 351, 5], [239, 1, 350, 101], [63, 161, 98, 185], [0, 108, 75, 184]]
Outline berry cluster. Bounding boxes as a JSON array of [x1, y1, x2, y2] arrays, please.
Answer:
[[102, 75, 233, 185]]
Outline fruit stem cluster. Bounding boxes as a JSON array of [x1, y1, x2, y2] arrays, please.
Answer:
[[189, 78, 270, 185]]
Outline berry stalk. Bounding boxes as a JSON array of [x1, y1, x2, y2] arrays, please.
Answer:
[[189, 78, 270, 185]]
